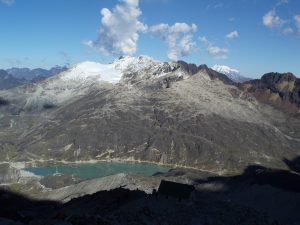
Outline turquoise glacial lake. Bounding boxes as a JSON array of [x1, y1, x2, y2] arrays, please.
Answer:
[[25, 162, 170, 179]]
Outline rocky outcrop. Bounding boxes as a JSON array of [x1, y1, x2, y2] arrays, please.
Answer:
[[177, 61, 199, 74], [240, 72, 300, 114], [177, 61, 235, 85], [198, 64, 235, 85]]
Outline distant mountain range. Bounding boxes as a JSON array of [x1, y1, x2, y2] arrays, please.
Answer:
[[0, 55, 299, 173], [0, 69, 25, 90], [212, 64, 251, 83], [0, 63, 250, 90], [6, 66, 68, 81], [0, 66, 68, 90]]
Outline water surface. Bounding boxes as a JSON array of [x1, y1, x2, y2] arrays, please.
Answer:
[[25, 161, 170, 179]]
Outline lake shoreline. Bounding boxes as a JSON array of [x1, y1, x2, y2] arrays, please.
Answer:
[[23, 160, 171, 179], [1, 158, 222, 177]]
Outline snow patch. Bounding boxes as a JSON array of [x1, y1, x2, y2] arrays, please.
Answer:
[[61, 61, 122, 84], [59, 55, 163, 84], [212, 65, 239, 75]]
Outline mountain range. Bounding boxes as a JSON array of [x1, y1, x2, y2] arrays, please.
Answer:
[[0, 66, 68, 90], [0, 55, 299, 173], [6, 65, 68, 81], [0, 70, 25, 90]]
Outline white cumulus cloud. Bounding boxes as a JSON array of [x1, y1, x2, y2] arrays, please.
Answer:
[[149, 23, 197, 61], [207, 46, 229, 58], [1, 0, 14, 6], [85, 0, 147, 56], [226, 30, 239, 39], [262, 9, 286, 28], [200, 36, 229, 59], [295, 15, 300, 36]]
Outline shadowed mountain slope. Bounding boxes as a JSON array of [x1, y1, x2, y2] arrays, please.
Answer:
[[2, 161, 300, 224]]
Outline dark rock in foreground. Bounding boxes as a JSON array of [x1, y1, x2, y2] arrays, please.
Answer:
[[0, 183, 277, 225], [2, 160, 300, 225]]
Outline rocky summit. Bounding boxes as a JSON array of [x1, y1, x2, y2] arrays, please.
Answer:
[[240, 72, 300, 114], [0, 56, 299, 174]]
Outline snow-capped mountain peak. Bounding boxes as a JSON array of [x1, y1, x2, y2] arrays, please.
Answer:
[[114, 55, 158, 73], [16, 55, 179, 110], [60, 61, 122, 84], [59, 55, 162, 84], [211, 65, 250, 83], [212, 65, 239, 75]]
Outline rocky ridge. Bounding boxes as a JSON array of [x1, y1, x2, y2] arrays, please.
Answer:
[[240, 72, 300, 114]]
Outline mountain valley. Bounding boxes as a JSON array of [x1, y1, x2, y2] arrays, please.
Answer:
[[0, 56, 300, 225], [0, 56, 299, 173], [2, 0, 300, 224]]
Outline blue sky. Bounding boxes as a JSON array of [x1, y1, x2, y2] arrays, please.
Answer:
[[0, 0, 299, 78]]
